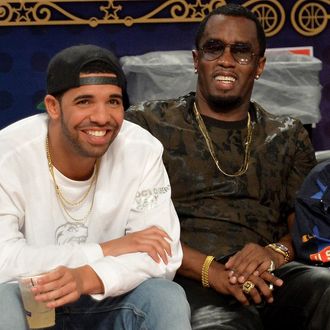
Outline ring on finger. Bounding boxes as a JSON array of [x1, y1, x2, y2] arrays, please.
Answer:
[[268, 283, 274, 291], [242, 280, 255, 295], [268, 260, 275, 273]]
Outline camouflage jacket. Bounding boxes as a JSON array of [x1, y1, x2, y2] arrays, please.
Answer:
[[125, 92, 316, 257]]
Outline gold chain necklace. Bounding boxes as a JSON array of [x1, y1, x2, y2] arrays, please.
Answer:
[[46, 136, 99, 223], [193, 102, 253, 177]]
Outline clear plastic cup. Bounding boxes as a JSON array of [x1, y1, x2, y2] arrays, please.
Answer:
[[18, 274, 55, 329]]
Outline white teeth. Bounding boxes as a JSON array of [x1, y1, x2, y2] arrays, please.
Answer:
[[86, 130, 106, 137], [215, 75, 236, 83]]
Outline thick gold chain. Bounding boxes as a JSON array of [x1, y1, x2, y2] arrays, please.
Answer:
[[193, 102, 253, 177], [46, 136, 98, 223]]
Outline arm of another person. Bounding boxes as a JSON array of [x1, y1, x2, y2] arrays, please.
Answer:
[[224, 121, 317, 284]]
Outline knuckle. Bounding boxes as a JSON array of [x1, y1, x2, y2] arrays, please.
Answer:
[[246, 242, 256, 249], [148, 246, 157, 254], [56, 287, 64, 298], [144, 246, 152, 253]]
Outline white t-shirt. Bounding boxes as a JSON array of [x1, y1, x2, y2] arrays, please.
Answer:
[[0, 114, 182, 299]]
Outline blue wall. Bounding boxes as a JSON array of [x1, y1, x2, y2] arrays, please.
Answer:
[[0, 0, 329, 150]]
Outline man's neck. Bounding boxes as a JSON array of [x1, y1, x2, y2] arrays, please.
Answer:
[[47, 133, 97, 181], [195, 97, 250, 122], [52, 156, 97, 181]]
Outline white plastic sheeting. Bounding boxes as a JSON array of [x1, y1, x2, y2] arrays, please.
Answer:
[[120, 50, 322, 124]]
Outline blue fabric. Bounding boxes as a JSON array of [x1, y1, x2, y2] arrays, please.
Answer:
[[292, 159, 330, 265], [0, 283, 29, 329], [0, 278, 191, 330]]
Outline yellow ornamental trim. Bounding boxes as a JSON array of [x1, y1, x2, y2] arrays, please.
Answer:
[[0, 0, 226, 27], [0, 0, 328, 37]]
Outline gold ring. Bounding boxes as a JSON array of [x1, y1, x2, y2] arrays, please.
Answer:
[[242, 280, 255, 294], [268, 260, 275, 273]]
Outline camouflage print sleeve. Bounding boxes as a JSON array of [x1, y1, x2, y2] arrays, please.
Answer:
[[125, 104, 150, 131]]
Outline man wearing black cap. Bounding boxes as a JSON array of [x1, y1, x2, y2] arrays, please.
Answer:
[[0, 44, 191, 329]]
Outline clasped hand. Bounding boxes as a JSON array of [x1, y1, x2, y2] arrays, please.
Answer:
[[209, 243, 283, 305]]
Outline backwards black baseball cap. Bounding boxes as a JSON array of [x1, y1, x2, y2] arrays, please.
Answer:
[[44, 44, 129, 108]]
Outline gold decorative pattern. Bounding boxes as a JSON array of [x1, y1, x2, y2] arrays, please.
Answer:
[[0, 0, 328, 37], [100, 2, 122, 21], [291, 0, 330, 36], [0, 0, 226, 28], [244, 0, 285, 37]]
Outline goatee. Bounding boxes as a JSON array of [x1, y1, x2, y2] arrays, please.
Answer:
[[207, 95, 243, 113]]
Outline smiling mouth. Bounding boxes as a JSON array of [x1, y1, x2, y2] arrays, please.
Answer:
[[85, 130, 107, 137], [215, 75, 236, 83]]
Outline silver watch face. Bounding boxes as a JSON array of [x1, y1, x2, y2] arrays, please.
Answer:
[[275, 243, 288, 252]]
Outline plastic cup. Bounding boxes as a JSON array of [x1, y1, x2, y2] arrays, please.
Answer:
[[18, 274, 55, 329]]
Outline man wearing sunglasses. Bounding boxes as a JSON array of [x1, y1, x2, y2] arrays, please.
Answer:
[[126, 3, 330, 329]]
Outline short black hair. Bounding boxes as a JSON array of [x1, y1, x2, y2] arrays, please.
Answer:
[[195, 3, 266, 57]]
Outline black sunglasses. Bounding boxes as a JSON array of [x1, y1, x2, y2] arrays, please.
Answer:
[[199, 40, 259, 65]]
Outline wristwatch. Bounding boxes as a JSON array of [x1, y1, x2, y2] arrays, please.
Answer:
[[266, 243, 290, 263]]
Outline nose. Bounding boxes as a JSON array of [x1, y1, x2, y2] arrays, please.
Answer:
[[216, 45, 235, 66], [89, 103, 110, 125]]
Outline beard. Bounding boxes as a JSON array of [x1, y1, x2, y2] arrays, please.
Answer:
[[206, 94, 243, 113], [60, 110, 109, 159]]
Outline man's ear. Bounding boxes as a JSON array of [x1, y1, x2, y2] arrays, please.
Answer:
[[192, 49, 199, 73], [256, 56, 266, 79], [44, 95, 60, 120]]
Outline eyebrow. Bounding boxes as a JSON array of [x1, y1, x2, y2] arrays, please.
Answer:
[[110, 93, 123, 100], [205, 38, 252, 45], [73, 93, 123, 102]]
